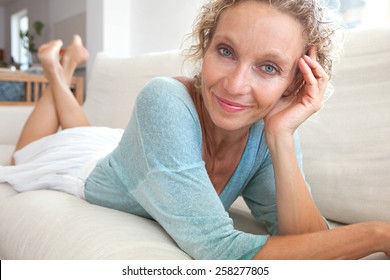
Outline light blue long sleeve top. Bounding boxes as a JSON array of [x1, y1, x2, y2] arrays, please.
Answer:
[[84, 77, 305, 260]]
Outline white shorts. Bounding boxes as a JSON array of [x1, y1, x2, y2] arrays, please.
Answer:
[[0, 126, 123, 198]]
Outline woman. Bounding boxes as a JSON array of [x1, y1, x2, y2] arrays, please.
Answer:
[[1, 0, 390, 259]]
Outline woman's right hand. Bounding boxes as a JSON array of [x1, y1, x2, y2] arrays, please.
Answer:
[[264, 47, 329, 140]]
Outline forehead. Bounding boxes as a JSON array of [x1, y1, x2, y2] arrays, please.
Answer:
[[213, 1, 306, 62]]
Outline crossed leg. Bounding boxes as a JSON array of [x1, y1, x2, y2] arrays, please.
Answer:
[[13, 35, 90, 164]]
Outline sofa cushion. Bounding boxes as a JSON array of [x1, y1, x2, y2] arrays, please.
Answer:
[[0, 106, 33, 145], [0, 183, 18, 203], [0, 185, 268, 260], [0, 145, 15, 166], [0, 187, 192, 259], [299, 26, 390, 224], [83, 50, 187, 128]]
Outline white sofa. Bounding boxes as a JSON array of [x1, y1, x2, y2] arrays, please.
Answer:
[[1, 26, 389, 260]]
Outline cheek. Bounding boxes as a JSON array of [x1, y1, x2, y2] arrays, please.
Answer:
[[252, 82, 287, 108], [201, 53, 219, 85]]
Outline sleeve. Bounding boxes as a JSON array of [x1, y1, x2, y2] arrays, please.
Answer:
[[115, 78, 269, 260], [242, 132, 308, 236], [242, 149, 278, 235]]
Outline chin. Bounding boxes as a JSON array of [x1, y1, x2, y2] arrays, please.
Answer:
[[210, 112, 254, 132]]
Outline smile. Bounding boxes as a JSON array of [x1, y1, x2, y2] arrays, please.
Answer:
[[215, 96, 251, 113]]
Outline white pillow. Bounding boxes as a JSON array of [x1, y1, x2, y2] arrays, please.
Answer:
[[299, 26, 390, 224], [83, 50, 187, 128]]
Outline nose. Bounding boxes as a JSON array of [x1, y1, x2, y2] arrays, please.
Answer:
[[222, 64, 252, 96]]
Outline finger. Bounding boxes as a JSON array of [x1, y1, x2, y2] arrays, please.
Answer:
[[302, 55, 329, 84], [298, 57, 326, 95], [298, 57, 317, 87], [304, 47, 330, 86], [297, 58, 324, 111]]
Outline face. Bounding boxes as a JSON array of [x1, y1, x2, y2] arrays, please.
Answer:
[[201, 0, 306, 132]]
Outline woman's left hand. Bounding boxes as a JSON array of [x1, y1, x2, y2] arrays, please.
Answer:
[[264, 47, 329, 138]]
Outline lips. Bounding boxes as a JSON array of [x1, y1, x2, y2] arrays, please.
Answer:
[[215, 96, 250, 112]]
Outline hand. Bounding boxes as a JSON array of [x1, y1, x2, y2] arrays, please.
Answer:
[[264, 47, 329, 138]]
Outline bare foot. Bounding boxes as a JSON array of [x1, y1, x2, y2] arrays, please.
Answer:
[[60, 35, 89, 80], [37, 39, 64, 79]]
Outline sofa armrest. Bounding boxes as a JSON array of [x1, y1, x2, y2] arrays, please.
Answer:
[[0, 106, 33, 145]]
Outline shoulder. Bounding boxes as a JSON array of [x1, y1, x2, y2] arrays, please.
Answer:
[[138, 77, 192, 104], [136, 77, 199, 121], [131, 78, 203, 162], [135, 77, 200, 127]]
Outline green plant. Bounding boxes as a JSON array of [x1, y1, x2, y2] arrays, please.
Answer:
[[19, 21, 44, 53]]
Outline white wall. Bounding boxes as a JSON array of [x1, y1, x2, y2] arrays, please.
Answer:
[[86, 0, 206, 58], [48, 0, 86, 43], [0, 7, 5, 49], [86, 0, 103, 69], [129, 0, 206, 56], [102, 0, 131, 56], [86, 0, 131, 76], [48, 0, 85, 23], [85, 0, 205, 76]]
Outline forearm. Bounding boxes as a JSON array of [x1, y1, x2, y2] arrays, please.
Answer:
[[253, 221, 390, 260], [266, 133, 326, 235]]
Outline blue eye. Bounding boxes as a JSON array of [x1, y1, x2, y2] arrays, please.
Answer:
[[262, 64, 278, 74], [264, 65, 276, 73], [219, 47, 232, 57]]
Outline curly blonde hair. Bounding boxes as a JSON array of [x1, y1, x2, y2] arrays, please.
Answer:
[[185, 0, 339, 94]]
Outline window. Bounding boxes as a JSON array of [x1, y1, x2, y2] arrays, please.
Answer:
[[11, 9, 29, 69], [361, 0, 390, 27], [327, 0, 390, 28]]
